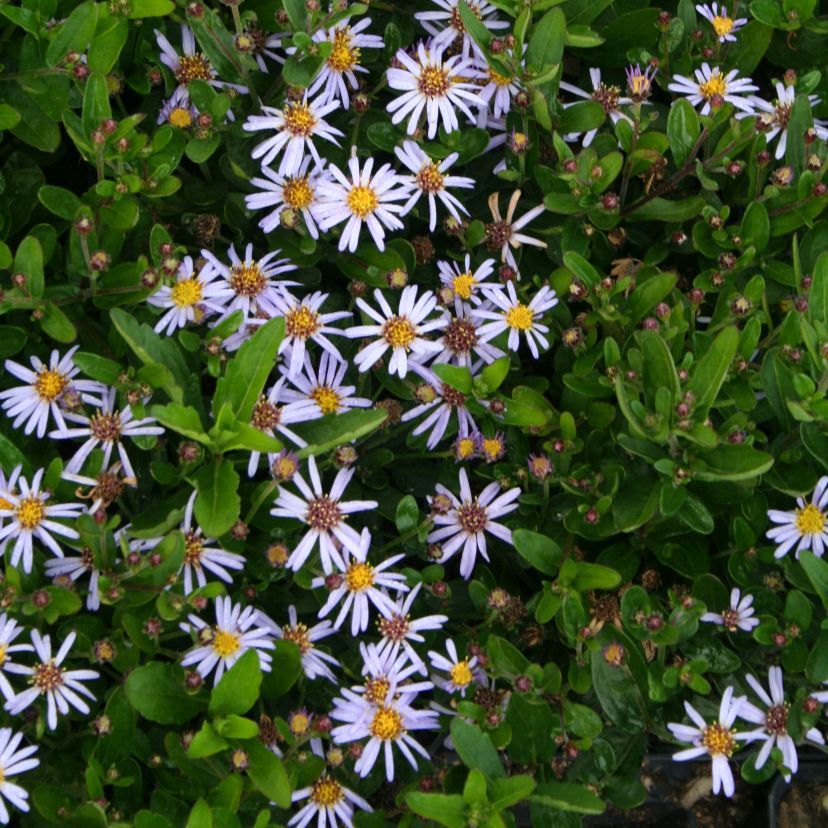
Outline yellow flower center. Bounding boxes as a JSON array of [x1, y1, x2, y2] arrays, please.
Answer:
[[457, 437, 476, 459], [282, 176, 314, 210], [698, 72, 727, 100], [169, 107, 192, 129], [35, 369, 69, 402], [796, 504, 826, 535], [364, 676, 391, 704], [175, 54, 213, 85], [184, 532, 204, 566], [481, 437, 503, 459], [701, 721, 736, 757], [311, 777, 344, 808], [450, 660, 474, 687], [452, 272, 475, 300], [0, 497, 11, 511], [712, 15, 734, 37], [628, 74, 650, 97], [347, 185, 379, 219], [289, 712, 310, 735], [382, 316, 416, 348], [0, 643, 7, 666], [212, 629, 241, 658], [282, 623, 312, 654], [328, 28, 360, 73], [418, 65, 451, 97], [171, 278, 203, 308], [285, 305, 322, 339], [230, 263, 266, 297], [505, 303, 534, 330], [370, 706, 404, 740], [489, 69, 513, 87], [15, 496, 44, 530], [416, 162, 445, 193], [283, 102, 316, 136], [311, 385, 341, 415], [345, 561, 374, 592], [273, 455, 298, 481]]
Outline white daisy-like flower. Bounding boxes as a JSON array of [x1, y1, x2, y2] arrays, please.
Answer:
[[44, 549, 102, 611], [766, 476, 828, 559], [559, 68, 632, 147], [147, 255, 234, 336], [289, 775, 372, 828], [246, 378, 308, 477], [473, 52, 524, 123], [271, 455, 378, 575], [415, 0, 508, 60], [347, 285, 446, 378], [668, 63, 758, 115], [473, 280, 558, 358], [0, 615, 34, 701], [743, 83, 824, 160], [49, 387, 164, 481], [302, 17, 384, 108], [738, 667, 798, 781], [178, 492, 245, 595], [375, 583, 448, 672], [270, 291, 352, 378], [701, 588, 759, 633], [483, 190, 547, 272], [257, 605, 340, 683], [357, 642, 434, 699], [245, 156, 330, 238], [0, 467, 21, 537], [0, 468, 83, 574], [314, 152, 409, 252], [157, 86, 198, 127], [386, 42, 484, 139], [667, 687, 752, 798], [428, 639, 480, 697], [401, 366, 478, 450], [427, 468, 521, 579], [431, 304, 505, 368], [243, 93, 343, 177], [280, 352, 372, 419], [395, 140, 474, 232], [0, 727, 39, 824], [202, 243, 298, 322], [247, 25, 285, 72], [311, 528, 408, 635], [4, 631, 99, 731], [0, 346, 104, 438], [437, 256, 497, 311], [695, 3, 748, 42], [61, 466, 131, 515], [180, 596, 275, 684]]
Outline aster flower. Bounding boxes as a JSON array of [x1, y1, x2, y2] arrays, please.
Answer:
[[49, 387, 164, 481], [61, 466, 130, 515], [701, 588, 759, 633], [289, 775, 372, 828], [245, 156, 330, 237], [347, 285, 446, 378], [668, 63, 758, 115], [158, 86, 198, 128], [738, 667, 798, 781], [243, 93, 343, 177], [4, 631, 99, 731], [178, 492, 245, 595], [356, 642, 434, 701], [395, 140, 474, 232], [484, 190, 547, 271], [431, 304, 505, 368], [0, 346, 104, 438], [473, 53, 524, 122], [180, 596, 275, 684], [0, 728, 39, 824], [559, 68, 632, 147], [743, 83, 824, 159], [386, 42, 483, 139], [311, 528, 408, 635], [415, 0, 508, 60], [246, 378, 308, 477], [625, 63, 658, 103], [437, 256, 497, 311], [280, 352, 372, 419], [257, 605, 340, 682], [478, 432, 506, 463], [0, 615, 34, 701], [426, 468, 521, 579], [202, 243, 298, 322], [147, 255, 234, 336], [696, 3, 748, 42], [667, 687, 752, 798], [44, 549, 102, 611], [0, 468, 83, 573], [314, 152, 409, 253], [245, 25, 285, 72], [473, 280, 558, 358], [428, 639, 480, 696], [766, 476, 828, 559], [271, 455, 378, 574]]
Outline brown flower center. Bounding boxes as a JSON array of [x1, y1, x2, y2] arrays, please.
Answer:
[[32, 660, 64, 693], [378, 613, 411, 642], [175, 53, 213, 85], [443, 319, 478, 354], [416, 162, 445, 193], [440, 383, 467, 407], [765, 703, 789, 736], [306, 495, 342, 531], [282, 623, 312, 654], [592, 82, 621, 113], [418, 65, 451, 98], [251, 397, 281, 431], [89, 411, 122, 443], [456, 500, 488, 533], [230, 263, 266, 297]]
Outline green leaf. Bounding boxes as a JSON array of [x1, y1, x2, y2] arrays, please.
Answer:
[[261, 640, 303, 698], [686, 327, 739, 419], [491, 775, 536, 811], [431, 363, 473, 394], [760, 348, 796, 431], [14, 236, 44, 297], [40, 303, 77, 344], [244, 739, 291, 808], [0, 326, 27, 359], [563, 251, 601, 285], [194, 459, 241, 538], [281, 0, 307, 30], [458, 0, 493, 49], [0, 104, 21, 131], [512, 529, 562, 576], [560, 101, 605, 134], [530, 783, 606, 815], [741, 201, 770, 252], [71, 353, 121, 385], [46, 1, 98, 66], [405, 793, 467, 828], [691, 445, 774, 482], [505, 695, 556, 763], [82, 73, 112, 137], [186, 800, 213, 828], [151, 404, 209, 443], [125, 663, 207, 724], [188, 722, 230, 759], [88, 14, 129, 73], [627, 196, 707, 222], [570, 562, 621, 591], [185, 133, 222, 163], [785, 94, 813, 172], [810, 252, 828, 326], [38, 185, 82, 220], [127, 0, 176, 17], [209, 650, 263, 717], [450, 718, 505, 779], [395, 495, 419, 534], [526, 8, 566, 70], [800, 550, 828, 609], [215, 715, 260, 739], [802, 422, 828, 466], [666, 99, 700, 167], [625, 272, 677, 326], [296, 408, 387, 457], [479, 357, 510, 392]]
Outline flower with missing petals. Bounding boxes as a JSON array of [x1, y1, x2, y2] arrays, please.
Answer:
[[483, 190, 547, 271], [743, 83, 825, 160], [415, 0, 508, 60], [559, 68, 632, 147], [701, 588, 759, 633], [668, 63, 757, 115], [766, 476, 828, 559], [246, 378, 308, 477]]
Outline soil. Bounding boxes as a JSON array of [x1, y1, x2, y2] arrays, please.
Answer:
[[776, 782, 828, 828]]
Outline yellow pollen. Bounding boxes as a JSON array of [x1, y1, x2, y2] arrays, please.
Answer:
[[347, 185, 378, 219], [328, 29, 360, 73], [169, 107, 192, 129], [175, 53, 213, 85], [712, 15, 734, 37], [382, 316, 416, 348], [450, 660, 474, 687], [34, 369, 68, 402], [229, 263, 266, 297], [171, 278, 203, 308], [311, 385, 341, 415], [482, 438, 503, 459], [289, 712, 310, 735], [0, 644, 7, 666], [0, 497, 11, 511], [283, 102, 316, 136], [452, 273, 475, 300], [489, 69, 513, 87], [275, 456, 298, 479], [796, 504, 826, 535], [212, 629, 241, 658], [629, 75, 650, 97], [418, 65, 451, 98], [364, 676, 391, 704], [311, 777, 344, 808], [457, 437, 476, 459], [345, 561, 374, 592], [416, 162, 445, 193], [184, 532, 204, 566], [505, 303, 534, 331], [699, 73, 727, 100], [370, 706, 404, 740], [15, 496, 44, 530], [286, 305, 321, 339], [282, 177, 314, 210], [701, 721, 736, 757]]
